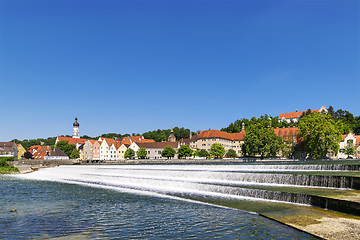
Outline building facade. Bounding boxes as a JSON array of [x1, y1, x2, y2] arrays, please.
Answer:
[[278, 106, 328, 123]]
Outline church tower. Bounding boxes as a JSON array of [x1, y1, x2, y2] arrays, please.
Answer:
[[168, 128, 176, 142], [73, 117, 80, 138]]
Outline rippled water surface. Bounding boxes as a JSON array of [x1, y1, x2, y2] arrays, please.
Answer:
[[1, 167, 316, 239]]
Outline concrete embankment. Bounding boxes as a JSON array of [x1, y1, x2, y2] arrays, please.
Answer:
[[9, 159, 81, 173]]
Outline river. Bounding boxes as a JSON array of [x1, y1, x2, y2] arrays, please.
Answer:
[[0, 165, 317, 239]]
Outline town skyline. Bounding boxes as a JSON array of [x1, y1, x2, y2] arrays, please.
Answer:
[[1, 0, 359, 141]]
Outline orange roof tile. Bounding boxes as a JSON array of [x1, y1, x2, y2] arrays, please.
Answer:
[[273, 127, 299, 140], [279, 109, 319, 120], [197, 130, 245, 141], [57, 136, 88, 145]]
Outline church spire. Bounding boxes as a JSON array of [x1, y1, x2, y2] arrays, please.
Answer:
[[72, 117, 80, 138]]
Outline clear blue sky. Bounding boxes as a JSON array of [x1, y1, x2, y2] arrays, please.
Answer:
[[0, 0, 359, 141]]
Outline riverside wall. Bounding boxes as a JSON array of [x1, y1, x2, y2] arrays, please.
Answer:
[[9, 159, 81, 173]]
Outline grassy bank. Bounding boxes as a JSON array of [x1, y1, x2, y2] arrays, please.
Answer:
[[0, 158, 19, 174]]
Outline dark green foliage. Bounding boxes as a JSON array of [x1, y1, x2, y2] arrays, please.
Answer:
[[222, 115, 298, 133], [143, 127, 193, 142], [0, 157, 15, 162], [161, 146, 176, 159], [326, 106, 360, 135], [225, 149, 238, 158], [195, 149, 210, 158], [241, 121, 284, 158], [124, 148, 135, 159], [298, 112, 341, 159], [177, 145, 193, 159], [11, 137, 57, 150], [55, 140, 76, 157], [136, 148, 147, 159], [70, 148, 80, 159]]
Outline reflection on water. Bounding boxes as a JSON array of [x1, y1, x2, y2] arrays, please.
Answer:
[[1, 167, 316, 239]]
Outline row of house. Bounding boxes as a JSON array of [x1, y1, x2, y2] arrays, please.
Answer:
[[0, 142, 26, 159], [27, 145, 70, 160]]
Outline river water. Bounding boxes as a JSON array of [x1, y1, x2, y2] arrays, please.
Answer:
[[1, 165, 317, 239]]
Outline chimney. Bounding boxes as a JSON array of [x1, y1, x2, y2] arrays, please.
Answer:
[[296, 109, 298, 112], [242, 123, 245, 131]]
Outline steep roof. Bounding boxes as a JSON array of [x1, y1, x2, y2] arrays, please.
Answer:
[[197, 130, 245, 141], [137, 141, 179, 149], [50, 147, 67, 157], [57, 136, 88, 145], [279, 109, 319, 120], [273, 127, 299, 140]]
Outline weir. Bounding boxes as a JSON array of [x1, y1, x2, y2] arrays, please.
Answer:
[[16, 163, 360, 218]]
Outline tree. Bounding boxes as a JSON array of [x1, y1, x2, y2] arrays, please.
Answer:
[[342, 142, 357, 158], [195, 149, 210, 158], [137, 148, 147, 159], [241, 122, 283, 158], [225, 149, 238, 158], [210, 143, 225, 158], [297, 112, 341, 159], [70, 148, 80, 159], [124, 148, 135, 159], [177, 145, 193, 159], [161, 146, 176, 159], [55, 140, 76, 157]]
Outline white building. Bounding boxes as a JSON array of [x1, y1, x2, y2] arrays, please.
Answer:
[[278, 106, 328, 123]]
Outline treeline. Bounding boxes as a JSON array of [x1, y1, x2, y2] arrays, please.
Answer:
[[222, 106, 360, 135], [142, 127, 198, 142]]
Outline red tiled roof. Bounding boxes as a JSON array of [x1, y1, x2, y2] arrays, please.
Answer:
[[279, 109, 319, 120], [57, 136, 88, 145], [197, 130, 245, 141], [32, 146, 52, 159], [274, 127, 299, 140]]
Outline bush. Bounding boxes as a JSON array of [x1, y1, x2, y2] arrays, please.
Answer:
[[0, 157, 15, 161]]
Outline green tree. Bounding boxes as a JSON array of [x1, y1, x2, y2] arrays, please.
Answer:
[[297, 112, 341, 159], [241, 122, 283, 158], [195, 149, 210, 158], [225, 149, 238, 158], [70, 148, 80, 159], [124, 148, 135, 159], [210, 143, 225, 158], [55, 140, 76, 157], [136, 148, 147, 159], [161, 146, 176, 159], [342, 142, 357, 158], [177, 145, 193, 159]]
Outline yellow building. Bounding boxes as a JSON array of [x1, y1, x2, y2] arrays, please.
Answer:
[[116, 143, 129, 160], [17, 144, 26, 159]]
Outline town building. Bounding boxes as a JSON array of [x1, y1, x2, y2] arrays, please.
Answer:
[[195, 129, 245, 155], [134, 141, 181, 159], [278, 106, 328, 123], [17, 144, 26, 159], [338, 132, 360, 159], [0, 142, 18, 159], [44, 147, 69, 160]]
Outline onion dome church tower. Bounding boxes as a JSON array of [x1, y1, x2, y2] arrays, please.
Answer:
[[72, 117, 80, 139]]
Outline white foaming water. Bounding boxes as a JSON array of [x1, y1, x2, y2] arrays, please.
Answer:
[[15, 164, 350, 205]]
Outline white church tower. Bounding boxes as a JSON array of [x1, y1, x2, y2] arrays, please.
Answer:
[[72, 117, 80, 138]]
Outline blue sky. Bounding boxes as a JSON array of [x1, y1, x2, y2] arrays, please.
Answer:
[[0, 0, 359, 141]]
